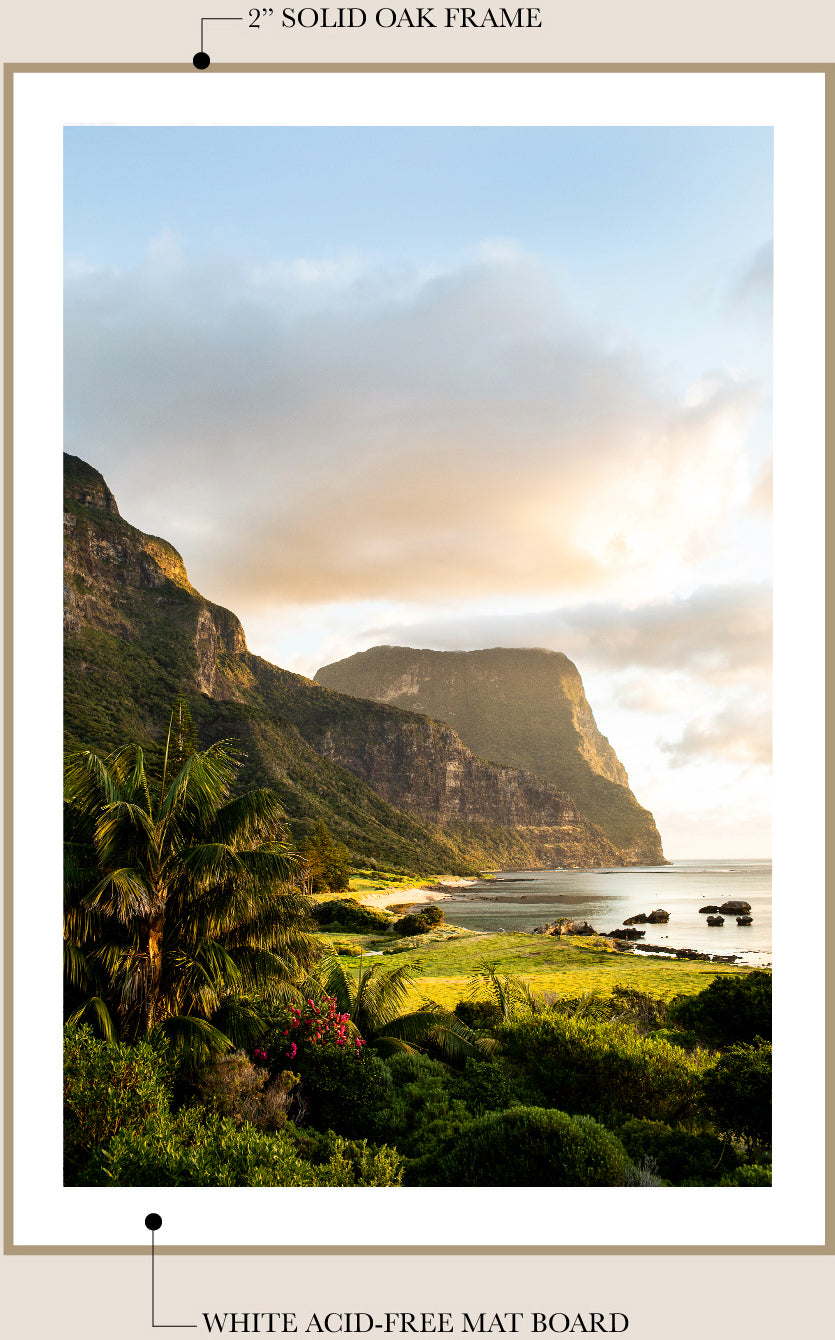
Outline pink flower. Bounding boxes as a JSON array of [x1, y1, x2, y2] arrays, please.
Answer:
[[286, 1042, 297, 1059]]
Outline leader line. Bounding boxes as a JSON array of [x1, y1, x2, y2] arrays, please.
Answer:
[[194, 16, 244, 69], [146, 1214, 198, 1330]]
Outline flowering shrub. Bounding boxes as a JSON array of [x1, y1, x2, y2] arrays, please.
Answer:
[[261, 995, 365, 1071], [256, 996, 395, 1137]]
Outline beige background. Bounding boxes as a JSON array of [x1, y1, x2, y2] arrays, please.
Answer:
[[0, 0, 834, 62], [2, 0, 832, 1334]]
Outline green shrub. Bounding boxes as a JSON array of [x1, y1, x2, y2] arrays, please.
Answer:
[[410, 1106, 633, 1187], [298, 1046, 395, 1137], [701, 1039, 772, 1148], [453, 1000, 503, 1030], [451, 1057, 519, 1116], [63, 1025, 171, 1183], [718, 1163, 772, 1187], [394, 906, 445, 936], [670, 971, 771, 1045], [102, 1107, 402, 1186], [617, 1117, 741, 1186], [288, 1129, 405, 1186], [300, 821, 352, 893], [311, 900, 393, 933], [499, 1013, 707, 1125], [192, 1051, 297, 1131], [609, 987, 670, 1030], [372, 1052, 471, 1156]]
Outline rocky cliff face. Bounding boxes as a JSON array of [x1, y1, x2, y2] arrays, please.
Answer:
[[316, 645, 666, 865], [63, 454, 622, 870], [64, 454, 249, 701]]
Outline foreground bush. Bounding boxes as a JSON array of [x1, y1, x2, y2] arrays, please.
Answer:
[[499, 1013, 707, 1125], [670, 971, 771, 1045], [300, 821, 351, 893], [192, 1051, 297, 1131], [289, 1129, 405, 1186], [453, 1000, 503, 1031], [718, 1164, 772, 1186], [64, 1025, 171, 1182], [617, 1118, 741, 1186], [296, 1046, 395, 1136], [311, 900, 393, 932], [394, 906, 445, 936], [367, 1051, 472, 1155], [701, 1039, 772, 1149], [450, 1056, 520, 1117], [103, 1107, 403, 1186], [410, 1106, 633, 1187]]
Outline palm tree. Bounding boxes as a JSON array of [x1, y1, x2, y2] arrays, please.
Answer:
[[466, 961, 546, 1022], [64, 703, 319, 1056], [322, 953, 485, 1063]]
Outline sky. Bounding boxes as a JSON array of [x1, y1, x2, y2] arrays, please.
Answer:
[[63, 126, 773, 858]]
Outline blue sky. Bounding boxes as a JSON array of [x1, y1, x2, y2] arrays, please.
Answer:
[[64, 126, 773, 855], [65, 126, 772, 389]]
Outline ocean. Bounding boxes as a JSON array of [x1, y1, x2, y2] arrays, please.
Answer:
[[439, 859, 772, 967]]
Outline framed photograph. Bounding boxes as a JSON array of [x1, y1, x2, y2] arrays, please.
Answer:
[[8, 68, 825, 1251]]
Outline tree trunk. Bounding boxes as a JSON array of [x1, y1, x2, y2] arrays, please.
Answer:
[[142, 914, 165, 1034]]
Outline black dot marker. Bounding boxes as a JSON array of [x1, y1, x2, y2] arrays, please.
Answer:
[[145, 1212, 163, 1231], [193, 52, 210, 70]]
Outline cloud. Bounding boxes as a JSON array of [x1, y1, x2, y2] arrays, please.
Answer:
[[749, 454, 772, 515], [354, 583, 773, 774], [726, 240, 773, 317], [65, 240, 764, 612], [658, 697, 772, 768], [360, 582, 772, 686]]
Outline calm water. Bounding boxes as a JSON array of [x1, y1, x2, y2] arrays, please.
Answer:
[[440, 859, 772, 967]]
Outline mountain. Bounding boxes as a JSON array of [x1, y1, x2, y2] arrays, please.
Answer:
[[315, 646, 665, 865], [63, 454, 626, 872]]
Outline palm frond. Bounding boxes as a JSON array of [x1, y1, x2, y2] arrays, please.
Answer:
[[156, 1014, 233, 1063], [65, 995, 118, 1042], [84, 868, 151, 922], [63, 942, 94, 991], [382, 1007, 482, 1064], [63, 705, 317, 1061], [209, 789, 291, 847]]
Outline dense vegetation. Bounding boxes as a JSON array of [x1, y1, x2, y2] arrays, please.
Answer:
[[63, 691, 771, 1190], [64, 703, 319, 1055], [65, 962, 772, 1187], [64, 740, 771, 1188], [62, 460, 771, 1191]]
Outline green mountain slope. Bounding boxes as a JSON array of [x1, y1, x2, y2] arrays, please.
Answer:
[[316, 645, 665, 864]]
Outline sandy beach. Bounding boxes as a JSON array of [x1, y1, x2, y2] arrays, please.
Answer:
[[357, 877, 482, 912]]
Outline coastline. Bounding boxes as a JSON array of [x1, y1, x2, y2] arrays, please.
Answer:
[[356, 864, 771, 968], [357, 876, 485, 912]]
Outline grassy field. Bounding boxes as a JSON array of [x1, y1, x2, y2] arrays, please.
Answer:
[[316, 926, 755, 1009], [346, 869, 437, 897]]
